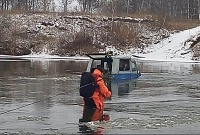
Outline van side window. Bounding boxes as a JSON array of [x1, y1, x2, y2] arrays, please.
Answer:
[[119, 59, 130, 71]]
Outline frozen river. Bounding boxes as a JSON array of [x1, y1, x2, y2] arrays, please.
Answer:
[[0, 59, 200, 134]]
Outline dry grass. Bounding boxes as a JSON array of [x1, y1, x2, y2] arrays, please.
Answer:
[[0, 11, 199, 55], [165, 19, 200, 31], [109, 22, 139, 49], [106, 11, 200, 31], [138, 12, 200, 31]]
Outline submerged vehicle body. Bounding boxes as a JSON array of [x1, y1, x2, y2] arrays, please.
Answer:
[[105, 78, 137, 97], [86, 52, 141, 80]]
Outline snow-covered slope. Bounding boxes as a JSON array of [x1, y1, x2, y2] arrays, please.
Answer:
[[133, 26, 200, 63], [1, 26, 199, 62], [0, 13, 199, 63]]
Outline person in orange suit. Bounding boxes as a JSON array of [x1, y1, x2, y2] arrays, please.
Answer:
[[79, 107, 110, 134], [83, 67, 111, 110], [79, 68, 111, 133], [79, 68, 111, 134], [79, 107, 110, 122]]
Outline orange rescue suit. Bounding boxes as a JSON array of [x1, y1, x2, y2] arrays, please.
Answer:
[[83, 68, 111, 110]]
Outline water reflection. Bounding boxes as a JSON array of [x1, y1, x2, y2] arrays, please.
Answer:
[[78, 124, 104, 135], [0, 60, 88, 77], [79, 107, 110, 134], [105, 79, 137, 97], [78, 78, 137, 134], [79, 107, 110, 122], [1, 59, 200, 134], [137, 61, 200, 74]]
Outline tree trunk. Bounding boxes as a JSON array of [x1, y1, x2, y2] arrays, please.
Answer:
[[63, 0, 68, 12], [199, 0, 200, 20]]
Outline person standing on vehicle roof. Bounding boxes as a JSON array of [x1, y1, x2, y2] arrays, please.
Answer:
[[83, 67, 111, 110]]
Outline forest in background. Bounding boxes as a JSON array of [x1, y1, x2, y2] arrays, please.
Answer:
[[1, 0, 200, 20], [0, 0, 199, 58]]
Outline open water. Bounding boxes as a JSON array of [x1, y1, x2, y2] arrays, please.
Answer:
[[0, 59, 200, 134]]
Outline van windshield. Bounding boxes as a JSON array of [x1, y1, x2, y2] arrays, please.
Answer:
[[91, 58, 112, 74]]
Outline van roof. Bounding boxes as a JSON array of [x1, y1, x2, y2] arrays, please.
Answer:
[[86, 53, 132, 60]]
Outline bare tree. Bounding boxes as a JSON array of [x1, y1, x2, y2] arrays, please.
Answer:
[[198, 0, 200, 20], [0, 0, 199, 20], [1, 0, 10, 10], [63, 0, 68, 12]]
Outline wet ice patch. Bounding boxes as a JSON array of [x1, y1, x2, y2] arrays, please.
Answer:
[[78, 121, 109, 134], [105, 107, 200, 131], [8, 76, 78, 81], [18, 116, 50, 121]]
